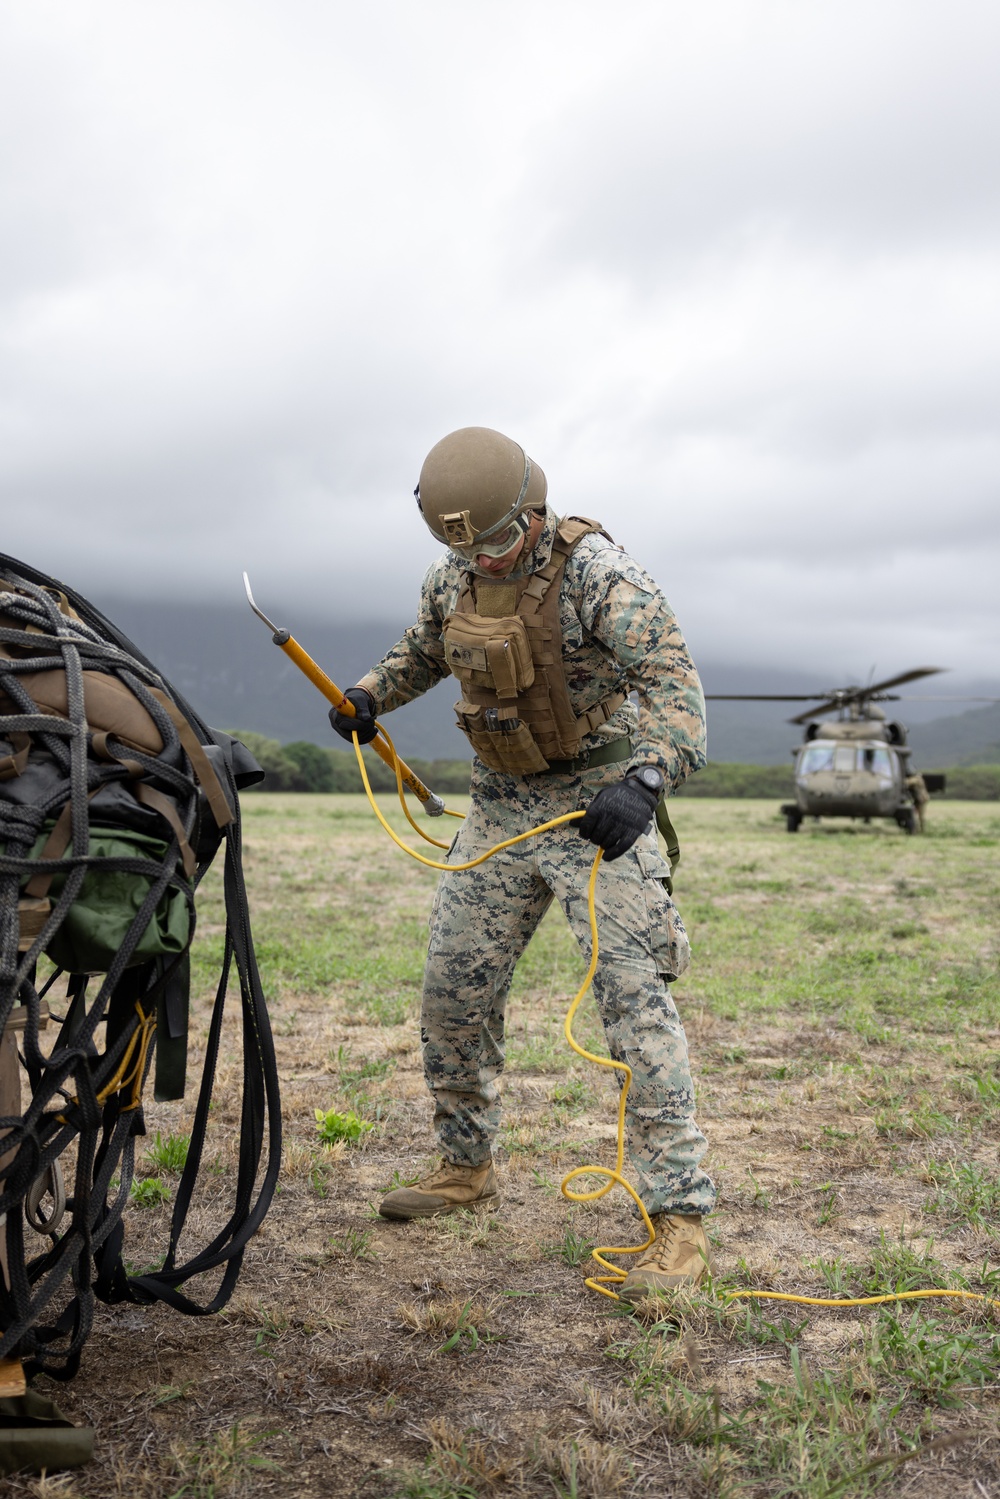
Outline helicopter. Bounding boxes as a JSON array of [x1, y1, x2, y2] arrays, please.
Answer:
[[706, 667, 952, 834]]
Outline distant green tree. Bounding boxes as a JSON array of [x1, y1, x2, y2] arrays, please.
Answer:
[[226, 730, 297, 790], [930, 766, 1000, 800], [324, 747, 392, 792], [224, 739, 999, 801], [676, 763, 795, 798], [324, 747, 472, 794], [285, 740, 335, 792]]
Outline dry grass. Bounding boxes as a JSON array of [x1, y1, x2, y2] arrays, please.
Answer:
[[9, 794, 1000, 1497]]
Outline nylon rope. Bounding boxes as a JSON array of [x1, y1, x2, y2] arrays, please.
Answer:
[[351, 729, 1000, 1314], [0, 564, 282, 1375]]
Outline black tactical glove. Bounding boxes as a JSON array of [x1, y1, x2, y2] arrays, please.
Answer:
[[577, 767, 663, 861], [329, 687, 378, 745]]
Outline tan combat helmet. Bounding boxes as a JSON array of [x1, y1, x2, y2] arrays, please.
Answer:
[[415, 427, 547, 556]]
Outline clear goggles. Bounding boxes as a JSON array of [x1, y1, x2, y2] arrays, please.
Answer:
[[451, 515, 530, 560]]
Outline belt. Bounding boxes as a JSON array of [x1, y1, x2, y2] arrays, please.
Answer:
[[536, 736, 633, 776]]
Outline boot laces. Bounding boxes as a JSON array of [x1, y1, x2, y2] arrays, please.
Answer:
[[423, 1159, 479, 1188], [644, 1216, 682, 1270]]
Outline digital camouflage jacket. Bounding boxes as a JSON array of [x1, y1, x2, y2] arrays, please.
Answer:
[[358, 506, 707, 789]]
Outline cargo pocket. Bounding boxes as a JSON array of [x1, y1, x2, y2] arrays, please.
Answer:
[[635, 845, 691, 982]]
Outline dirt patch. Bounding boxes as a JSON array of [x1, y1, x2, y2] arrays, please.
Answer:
[[8, 796, 1000, 1497]]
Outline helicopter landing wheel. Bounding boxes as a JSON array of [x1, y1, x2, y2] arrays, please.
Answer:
[[897, 807, 917, 835], [785, 810, 802, 833]]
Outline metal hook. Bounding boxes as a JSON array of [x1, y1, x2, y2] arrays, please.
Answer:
[[243, 573, 288, 644]]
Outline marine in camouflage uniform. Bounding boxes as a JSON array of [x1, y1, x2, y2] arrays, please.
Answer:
[[333, 428, 715, 1294]]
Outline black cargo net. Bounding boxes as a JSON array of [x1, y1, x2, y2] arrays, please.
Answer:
[[0, 560, 280, 1381]]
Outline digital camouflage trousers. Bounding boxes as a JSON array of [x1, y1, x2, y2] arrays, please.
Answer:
[[421, 760, 717, 1218]]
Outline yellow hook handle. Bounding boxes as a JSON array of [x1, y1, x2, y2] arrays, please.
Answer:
[[242, 573, 445, 813]]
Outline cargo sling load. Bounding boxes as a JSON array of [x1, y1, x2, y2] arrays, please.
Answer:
[[0, 554, 280, 1391]]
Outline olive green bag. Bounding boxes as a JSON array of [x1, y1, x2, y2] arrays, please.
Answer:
[[20, 825, 191, 976], [0, 1393, 94, 1477]]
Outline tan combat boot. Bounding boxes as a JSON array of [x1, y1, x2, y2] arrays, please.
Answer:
[[619, 1214, 711, 1302], [378, 1158, 498, 1221]]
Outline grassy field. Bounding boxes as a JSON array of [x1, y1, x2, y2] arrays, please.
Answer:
[[24, 794, 1000, 1499]]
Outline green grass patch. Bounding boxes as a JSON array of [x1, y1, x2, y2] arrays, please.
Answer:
[[142, 1129, 190, 1175], [867, 1306, 1000, 1406], [314, 1107, 375, 1146], [130, 1176, 170, 1210], [922, 1160, 1000, 1234]]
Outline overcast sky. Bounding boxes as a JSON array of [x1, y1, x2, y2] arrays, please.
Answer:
[[2, 0, 998, 697]]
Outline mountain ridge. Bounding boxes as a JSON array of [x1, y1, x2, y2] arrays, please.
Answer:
[[98, 597, 1000, 767]]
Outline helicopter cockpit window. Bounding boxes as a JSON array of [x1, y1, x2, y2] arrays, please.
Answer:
[[861, 747, 893, 777], [799, 745, 835, 773]]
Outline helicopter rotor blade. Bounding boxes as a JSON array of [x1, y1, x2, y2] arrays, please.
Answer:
[[785, 668, 949, 723], [706, 670, 959, 724], [707, 669, 948, 707], [857, 666, 946, 696], [787, 699, 845, 725]]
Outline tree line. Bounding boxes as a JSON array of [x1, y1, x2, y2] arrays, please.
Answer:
[[231, 732, 1000, 801], [231, 732, 474, 795]]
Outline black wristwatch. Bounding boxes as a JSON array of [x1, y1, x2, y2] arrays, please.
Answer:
[[626, 765, 665, 796]]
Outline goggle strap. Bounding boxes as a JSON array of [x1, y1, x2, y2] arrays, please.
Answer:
[[472, 455, 532, 545]]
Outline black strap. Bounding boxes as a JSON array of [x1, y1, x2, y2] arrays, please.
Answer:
[[0, 556, 280, 1378], [119, 761, 281, 1315]]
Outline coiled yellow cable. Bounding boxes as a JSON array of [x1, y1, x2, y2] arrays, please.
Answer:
[[350, 730, 1000, 1314], [559, 853, 662, 1298], [58, 999, 156, 1123], [352, 723, 582, 868]]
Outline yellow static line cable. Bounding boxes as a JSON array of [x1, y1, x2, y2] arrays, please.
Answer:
[[375, 720, 463, 851], [560, 851, 662, 1299], [724, 1289, 1000, 1310], [94, 1000, 156, 1110], [58, 1001, 156, 1122], [351, 727, 585, 869], [353, 728, 657, 1296], [351, 730, 999, 1315]]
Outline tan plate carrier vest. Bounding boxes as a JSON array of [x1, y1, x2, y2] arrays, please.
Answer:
[[442, 517, 628, 775]]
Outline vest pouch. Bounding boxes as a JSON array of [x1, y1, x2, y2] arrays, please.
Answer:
[[454, 701, 550, 774], [443, 614, 535, 698]]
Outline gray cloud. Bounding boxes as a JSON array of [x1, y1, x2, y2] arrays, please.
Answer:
[[1, 0, 997, 693], [526, 2, 1000, 276]]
